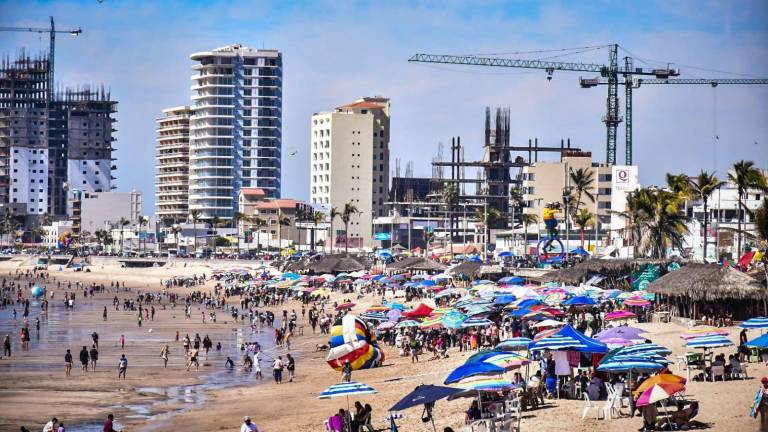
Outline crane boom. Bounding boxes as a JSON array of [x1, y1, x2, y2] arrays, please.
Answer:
[[637, 78, 768, 86], [409, 53, 606, 73]]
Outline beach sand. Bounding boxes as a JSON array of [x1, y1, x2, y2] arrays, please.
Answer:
[[0, 257, 762, 431]]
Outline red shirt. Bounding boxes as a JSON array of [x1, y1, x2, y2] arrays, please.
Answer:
[[103, 419, 116, 432]]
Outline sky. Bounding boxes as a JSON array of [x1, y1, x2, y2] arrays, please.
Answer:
[[1, 0, 767, 216]]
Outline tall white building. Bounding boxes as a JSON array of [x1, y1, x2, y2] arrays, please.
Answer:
[[155, 106, 191, 223], [188, 45, 282, 220], [310, 97, 390, 249]]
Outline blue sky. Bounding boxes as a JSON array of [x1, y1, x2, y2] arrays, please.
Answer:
[[2, 0, 767, 215]]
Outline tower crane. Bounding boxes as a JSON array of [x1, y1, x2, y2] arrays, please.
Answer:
[[0, 16, 83, 102], [409, 44, 768, 165]]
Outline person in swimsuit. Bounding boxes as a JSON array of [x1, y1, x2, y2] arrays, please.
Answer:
[[160, 345, 170, 368], [187, 348, 199, 371]]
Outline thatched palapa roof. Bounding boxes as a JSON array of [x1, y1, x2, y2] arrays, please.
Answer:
[[387, 256, 447, 273], [542, 259, 668, 285], [305, 255, 368, 274], [647, 263, 766, 301], [449, 261, 482, 277]]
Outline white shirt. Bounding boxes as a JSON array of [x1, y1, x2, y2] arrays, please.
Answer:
[[241, 421, 259, 432], [43, 421, 55, 432]]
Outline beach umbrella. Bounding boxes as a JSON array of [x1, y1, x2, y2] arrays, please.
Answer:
[[746, 333, 768, 349], [497, 251, 514, 258], [281, 272, 301, 280], [569, 247, 590, 256], [623, 298, 651, 307], [680, 326, 729, 339], [386, 309, 403, 322], [419, 316, 444, 329], [442, 311, 467, 329], [598, 356, 667, 373], [685, 335, 734, 349], [635, 382, 686, 407], [528, 335, 588, 351], [495, 338, 532, 351], [319, 381, 378, 412], [594, 326, 646, 341], [419, 279, 437, 287], [633, 373, 686, 397], [389, 303, 406, 310], [604, 310, 637, 321], [498, 276, 524, 285], [493, 295, 517, 305], [563, 295, 597, 306], [377, 321, 396, 331], [335, 302, 356, 311], [601, 338, 635, 348], [475, 352, 530, 370], [614, 343, 672, 357], [395, 320, 420, 329], [366, 305, 391, 312], [451, 376, 515, 391], [444, 362, 506, 384], [741, 317, 768, 329], [360, 312, 388, 322], [531, 319, 566, 329], [389, 384, 461, 411], [461, 317, 494, 328]]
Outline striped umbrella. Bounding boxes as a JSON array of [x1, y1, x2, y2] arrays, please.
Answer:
[[615, 343, 673, 357], [452, 375, 516, 391], [360, 312, 388, 322], [623, 298, 651, 307], [395, 320, 420, 329], [442, 311, 467, 329], [685, 335, 734, 349], [419, 316, 444, 329], [461, 317, 494, 328], [529, 335, 588, 351], [479, 352, 531, 370], [680, 327, 728, 339], [633, 373, 686, 397], [598, 358, 667, 373], [318, 381, 377, 399], [495, 337, 533, 351], [741, 317, 768, 329], [635, 382, 686, 407], [605, 310, 637, 321]]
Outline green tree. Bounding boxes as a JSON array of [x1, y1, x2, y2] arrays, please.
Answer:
[[171, 225, 183, 252], [341, 203, 360, 256], [328, 207, 340, 254], [118, 217, 130, 253], [211, 215, 223, 256], [441, 184, 458, 255], [573, 209, 595, 248], [521, 213, 539, 255], [666, 173, 692, 198], [687, 171, 725, 262], [276, 210, 291, 252], [294, 207, 307, 252], [312, 211, 326, 253], [233, 211, 249, 254], [137, 215, 149, 253], [754, 198, 768, 290], [729, 160, 767, 258], [632, 188, 690, 259], [189, 209, 202, 253], [252, 217, 266, 253], [569, 167, 595, 214]]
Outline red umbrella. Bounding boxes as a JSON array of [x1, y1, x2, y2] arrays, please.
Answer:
[[336, 302, 356, 311]]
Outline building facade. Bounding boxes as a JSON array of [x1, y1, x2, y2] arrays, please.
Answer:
[[188, 45, 282, 221], [310, 97, 390, 249], [0, 53, 117, 225], [155, 106, 191, 223]]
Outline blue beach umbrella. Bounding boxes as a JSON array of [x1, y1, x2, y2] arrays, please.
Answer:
[[528, 335, 588, 351], [444, 362, 505, 384], [563, 296, 597, 306], [495, 338, 533, 351], [741, 317, 768, 330], [442, 310, 467, 329], [685, 335, 734, 349], [746, 333, 768, 349], [319, 381, 377, 399]]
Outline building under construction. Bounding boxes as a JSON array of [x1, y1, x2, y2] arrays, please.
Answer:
[[0, 51, 117, 226]]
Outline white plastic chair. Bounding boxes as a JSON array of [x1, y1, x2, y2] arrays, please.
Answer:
[[581, 393, 604, 420], [711, 365, 725, 382]]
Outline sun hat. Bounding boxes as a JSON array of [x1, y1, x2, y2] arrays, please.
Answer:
[[244, 416, 251, 421]]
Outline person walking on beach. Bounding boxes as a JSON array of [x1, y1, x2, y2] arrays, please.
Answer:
[[254, 351, 263, 379], [42, 417, 58, 432], [3, 334, 10, 357], [183, 334, 190, 354], [187, 348, 200, 371], [240, 415, 259, 432], [90, 345, 99, 370], [160, 345, 170, 368], [103, 414, 119, 432], [64, 349, 73, 377], [103, 306, 108, 321], [272, 355, 283, 384], [79, 346, 89, 372], [118, 354, 128, 380], [119, 334, 125, 350], [92, 332, 99, 349], [286, 354, 295, 382]]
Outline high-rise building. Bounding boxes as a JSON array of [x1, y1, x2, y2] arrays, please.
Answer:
[[310, 97, 390, 249], [155, 106, 191, 223], [188, 44, 282, 220], [0, 52, 117, 224]]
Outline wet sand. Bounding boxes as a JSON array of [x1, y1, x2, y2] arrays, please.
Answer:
[[0, 258, 763, 432]]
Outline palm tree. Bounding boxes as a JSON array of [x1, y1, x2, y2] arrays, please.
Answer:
[[328, 207, 340, 254], [171, 225, 183, 252], [294, 208, 307, 252], [441, 184, 458, 254], [232, 211, 249, 254], [729, 161, 767, 259], [211, 216, 222, 256], [632, 188, 690, 259], [276, 210, 291, 252], [312, 211, 326, 253], [189, 209, 202, 253], [341, 202, 360, 256], [666, 173, 691, 197], [754, 198, 768, 290], [569, 168, 595, 214], [521, 213, 539, 255], [687, 171, 725, 262], [137, 215, 149, 253], [475, 207, 501, 258], [252, 217, 266, 253], [118, 217, 130, 253], [573, 209, 595, 248]]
